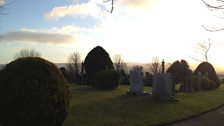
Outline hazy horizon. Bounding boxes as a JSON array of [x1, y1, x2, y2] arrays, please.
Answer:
[[37, 62, 224, 75], [58, 62, 224, 74]]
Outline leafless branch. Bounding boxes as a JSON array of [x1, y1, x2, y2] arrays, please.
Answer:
[[202, 25, 224, 32], [202, 0, 224, 31], [103, 0, 114, 13], [189, 56, 204, 62], [202, 0, 224, 9], [190, 40, 212, 62]]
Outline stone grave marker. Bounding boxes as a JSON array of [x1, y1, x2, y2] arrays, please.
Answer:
[[128, 69, 144, 94], [196, 72, 202, 91], [182, 72, 194, 92], [152, 73, 174, 101]]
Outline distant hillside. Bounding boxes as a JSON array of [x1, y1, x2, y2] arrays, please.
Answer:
[[56, 63, 68, 68]]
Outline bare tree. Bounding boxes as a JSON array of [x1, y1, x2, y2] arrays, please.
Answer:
[[67, 52, 81, 83], [14, 48, 41, 59], [67, 52, 81, 74], [149, 57, 161, 75], [202, 0, 224, 31], [113, 54, 129, 85], [113, 54, 127, 72], [190, 40, 212, 62]]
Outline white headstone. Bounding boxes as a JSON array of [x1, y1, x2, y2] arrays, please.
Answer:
[[129, 69, 144, 94], [152, 73, 174, 101]]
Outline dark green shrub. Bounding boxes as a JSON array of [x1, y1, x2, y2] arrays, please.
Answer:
[[0, 57, 71, 126], [201, 77, 216, 90], [167, 60, 190, 84], [60, 67, 68, 79], [194, 62, 220, 88], [192, 76, 217, 91], [84, 46, 114, 85], [222, 78, 224, 84], [92, 70, 120, 90], [144, 72, 153, 86], [119, 69, 130, 85], [192, 76, 199, 91]]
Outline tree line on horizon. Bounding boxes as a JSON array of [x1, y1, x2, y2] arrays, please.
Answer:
[[9, 45, 223, 90]]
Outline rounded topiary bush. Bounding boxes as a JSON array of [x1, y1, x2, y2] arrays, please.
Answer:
[[0, 57, 71, 126], [92, 70, 120, 90], [194, 62, 220, 88]]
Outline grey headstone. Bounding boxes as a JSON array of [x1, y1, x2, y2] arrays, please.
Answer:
[[129, 70, 144, 94], [183, 73, 194, 92], [152, 73, 174, 101]]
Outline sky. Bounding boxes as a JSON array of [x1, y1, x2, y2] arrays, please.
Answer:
[[1, 0, 224, 72]]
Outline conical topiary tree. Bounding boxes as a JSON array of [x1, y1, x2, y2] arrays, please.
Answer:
[[194, 62, 220, 88], [84, 46, 114, 85]]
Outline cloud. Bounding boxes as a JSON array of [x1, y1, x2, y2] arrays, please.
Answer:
[[118, 0, 156, 9], [45, 25, 92, 34], [45, 2, 103, 20], [1, 29, 75, 44], [0, 25, 99, 44], [44, 0, 155, 20], [0, 0, 5, 5]]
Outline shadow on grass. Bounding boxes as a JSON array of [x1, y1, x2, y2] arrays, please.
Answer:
[[72, 85, 98, 92], [65, 89, 179, 126], [64, 85, 224, 126]]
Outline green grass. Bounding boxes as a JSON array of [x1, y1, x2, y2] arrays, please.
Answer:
[[63, 84, 224, 126]]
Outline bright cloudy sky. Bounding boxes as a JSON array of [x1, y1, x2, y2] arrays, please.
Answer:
[[1, 0, 224, 71]]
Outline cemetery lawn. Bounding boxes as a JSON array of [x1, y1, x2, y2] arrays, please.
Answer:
[[63, 84, 224, 126]]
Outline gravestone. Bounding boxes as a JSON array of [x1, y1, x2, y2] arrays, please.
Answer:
[[128, 69, 144, 94], [183, 72, 194, 92], [196, 72, 202, 91], [152, 73, 174, 101]]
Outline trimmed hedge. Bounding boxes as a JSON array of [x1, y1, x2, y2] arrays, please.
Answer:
[[201, 78, 217, 90], [92, 70, 120, 90], [192, 76, 217, 91], [0, 57, 71, 126]]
